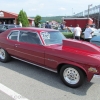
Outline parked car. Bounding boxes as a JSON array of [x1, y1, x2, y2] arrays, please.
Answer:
[[90, 29, 100, 46], [0, 27, 100, 88], [59, 27, 74, 38], [0, 24, 6, 33], [0, 24, 21, 33]]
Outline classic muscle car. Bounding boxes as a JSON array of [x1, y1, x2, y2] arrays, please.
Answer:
[[0, 27, 100, 88]]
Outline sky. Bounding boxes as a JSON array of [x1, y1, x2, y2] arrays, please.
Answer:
[[0, 0, 100, 17]]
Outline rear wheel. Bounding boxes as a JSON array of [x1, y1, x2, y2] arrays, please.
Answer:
[[0, 48, 11, 62], [60, 65, 85, 88]]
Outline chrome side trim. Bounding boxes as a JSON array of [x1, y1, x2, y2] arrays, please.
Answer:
[[7, 48, 44, 59], [7, 48, 58, 63], [11, 56, 57, 73]]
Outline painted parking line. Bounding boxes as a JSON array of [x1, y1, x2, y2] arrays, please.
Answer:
[[0, 83, 29, 100]]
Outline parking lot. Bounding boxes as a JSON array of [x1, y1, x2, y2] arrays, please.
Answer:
[[0, 59, 100, 100]]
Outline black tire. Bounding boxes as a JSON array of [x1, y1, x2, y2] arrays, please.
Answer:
[[0, 48, 11, 63], [60, 65, 85, 88]]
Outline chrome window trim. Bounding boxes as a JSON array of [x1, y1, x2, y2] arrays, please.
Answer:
[[19, 30, 43, 45], [7, 30, 44, 45], [40, 31, 48, 46], [40, 31, 63, 46], [7, 30, 20, 41]]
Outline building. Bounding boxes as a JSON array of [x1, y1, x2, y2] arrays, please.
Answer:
[[63, 17, 93, 29], [0, 10, 34, 26]]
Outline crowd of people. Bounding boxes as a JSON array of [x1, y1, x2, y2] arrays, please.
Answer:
[[74, 24, 95, 42], [59, 22, 95, 42], [38, 21, 51, 29], [37, 20, 95, 42]]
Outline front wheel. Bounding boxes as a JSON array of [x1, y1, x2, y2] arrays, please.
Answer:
[[60, 65, 85, 88], [0, 48, 11, 62]]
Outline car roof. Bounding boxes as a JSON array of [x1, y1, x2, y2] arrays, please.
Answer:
[[0, 24, 4, 26], [9, 27, 58, 32], [4, 24, 20, 26], [0, 24, 20, 26]]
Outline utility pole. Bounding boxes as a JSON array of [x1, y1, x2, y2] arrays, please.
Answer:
[[72, 8, 73, 16], [98, 5, 100, 28], [88, 4, 92, 19]]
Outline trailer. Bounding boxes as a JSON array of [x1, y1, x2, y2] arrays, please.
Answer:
[[63, 18, 93, 29]]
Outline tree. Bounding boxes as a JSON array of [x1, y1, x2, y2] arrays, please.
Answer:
[[34, 15, 41, 27], [17, 10, 29, 27]]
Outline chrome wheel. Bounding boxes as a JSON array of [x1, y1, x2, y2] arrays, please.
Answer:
[[0, 49, 6, 60], [63, 67, 80, 85]]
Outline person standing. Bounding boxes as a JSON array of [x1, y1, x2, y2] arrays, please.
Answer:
[[38, 22, 41, 28], [60, 23, 64, 30], [83, 24, 94, 42], [60, 21, 66, 30], [45, 21, 51, 29], [74, 24, 82, 40], [19, 22, 22, 27]]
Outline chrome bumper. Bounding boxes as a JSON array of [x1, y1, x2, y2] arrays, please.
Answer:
[[93, 74, 100, 78]]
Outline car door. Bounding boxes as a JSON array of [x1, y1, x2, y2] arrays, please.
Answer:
[[13, 30, 45, 66]]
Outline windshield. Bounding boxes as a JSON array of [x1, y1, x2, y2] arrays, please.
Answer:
[[41, 31, 66, 45]]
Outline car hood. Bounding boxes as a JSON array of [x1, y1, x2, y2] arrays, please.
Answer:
[[46, 39, 100, 66], [62, 39, 100, 53], [48, 39, 100, 53]]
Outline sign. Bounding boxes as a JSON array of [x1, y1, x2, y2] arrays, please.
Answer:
[[0, 12, 4, 17], [41, 32, 50, 39]]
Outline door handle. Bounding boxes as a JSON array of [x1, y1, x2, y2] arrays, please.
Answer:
[[15, 44, 20, 46], [15, 44, 20, 47]]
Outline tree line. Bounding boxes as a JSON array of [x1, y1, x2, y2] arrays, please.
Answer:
[[17, 9, 66, 27]]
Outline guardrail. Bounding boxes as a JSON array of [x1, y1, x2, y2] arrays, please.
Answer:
[[74, 5, 100, 17]]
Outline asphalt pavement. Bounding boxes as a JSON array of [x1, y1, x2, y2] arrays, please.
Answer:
[[0, 59, 100, 100]]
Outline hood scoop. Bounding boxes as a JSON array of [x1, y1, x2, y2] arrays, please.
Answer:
[[63, 39, 100, 53]]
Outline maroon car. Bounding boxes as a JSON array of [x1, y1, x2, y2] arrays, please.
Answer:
[[0, 27, 100, 88]]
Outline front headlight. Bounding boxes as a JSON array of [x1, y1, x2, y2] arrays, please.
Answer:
[[88, 67, 98, 73]]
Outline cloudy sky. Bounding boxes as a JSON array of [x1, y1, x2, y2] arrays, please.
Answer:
[[0, 0, 100, 17]]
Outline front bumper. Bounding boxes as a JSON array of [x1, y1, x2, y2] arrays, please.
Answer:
[[91, 74, 100, 83], [93, 74, 100, 78]]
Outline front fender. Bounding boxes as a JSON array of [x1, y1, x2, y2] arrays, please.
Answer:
[[58, 60, 94, 81]]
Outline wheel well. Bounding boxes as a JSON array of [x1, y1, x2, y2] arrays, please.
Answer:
[[57, 63, 87, 77]]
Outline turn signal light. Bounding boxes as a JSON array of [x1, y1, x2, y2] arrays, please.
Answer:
[[88, 67, 98, 73]]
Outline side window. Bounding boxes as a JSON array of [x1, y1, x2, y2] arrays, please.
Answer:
[[19, 31, 41, 45], [8, 31, 19, 41]]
